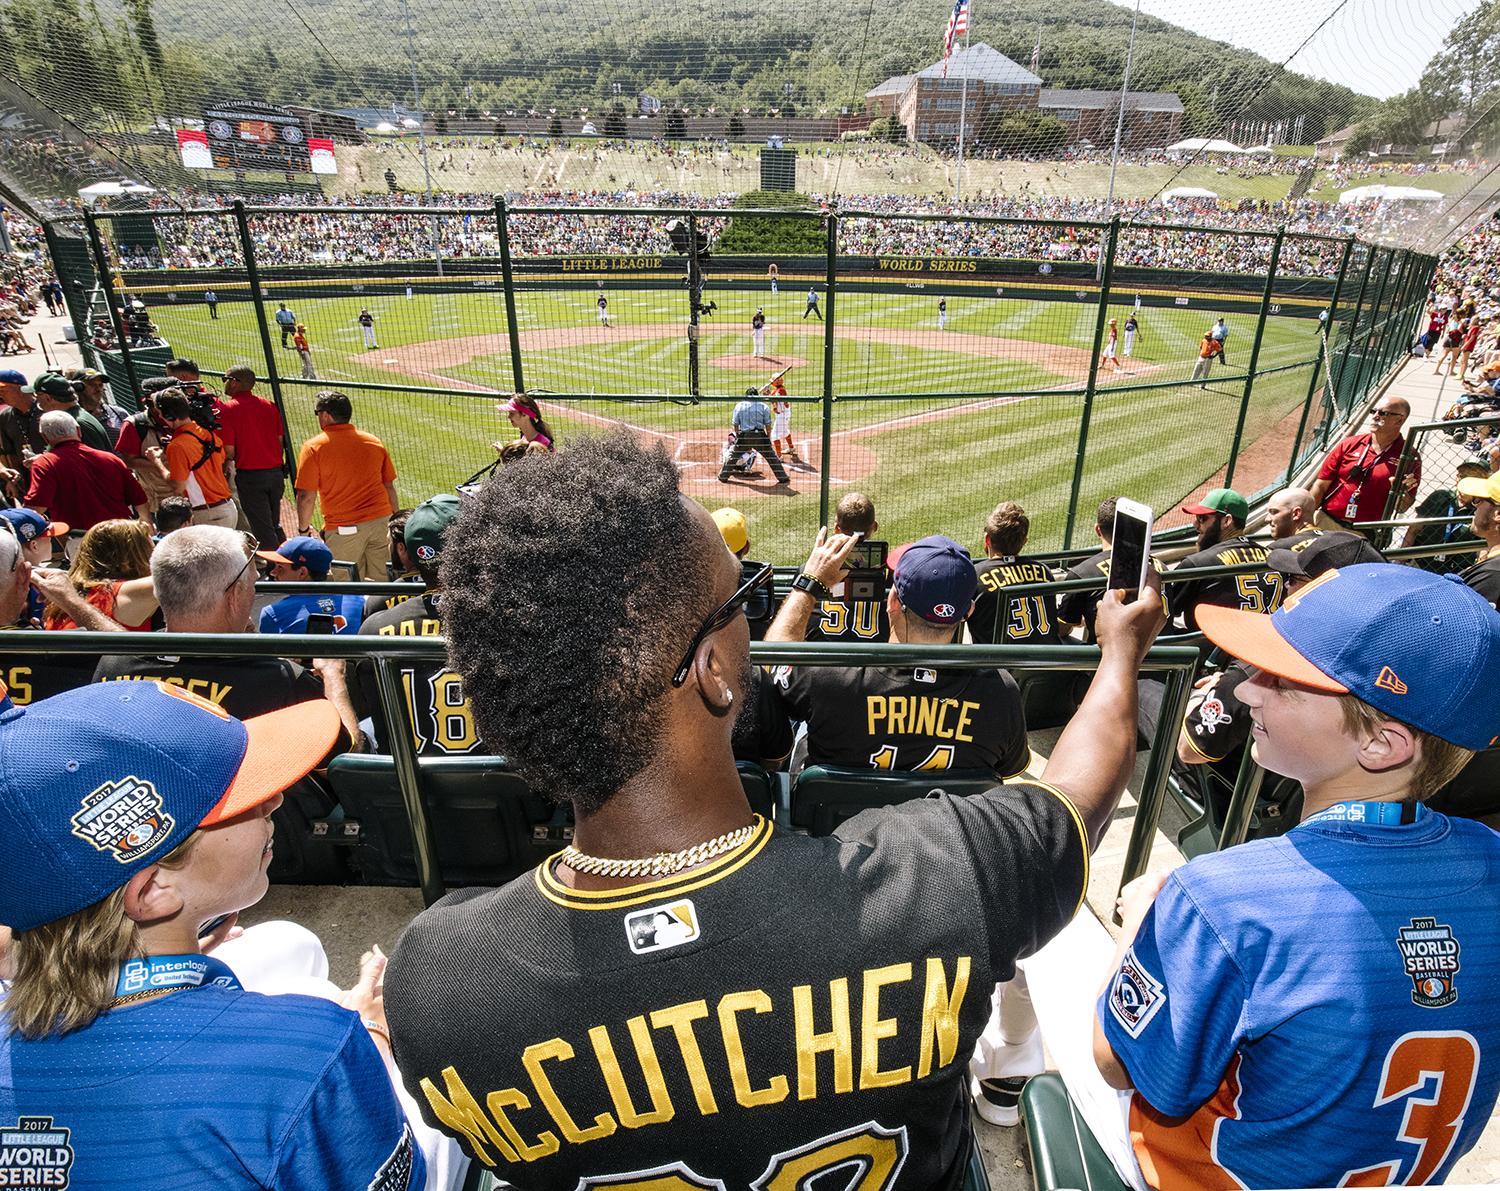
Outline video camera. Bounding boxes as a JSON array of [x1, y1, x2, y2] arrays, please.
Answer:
[[174, 381, 221, 432], [696, 299, 718, 318]]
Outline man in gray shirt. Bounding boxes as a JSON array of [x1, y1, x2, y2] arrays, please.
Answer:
[[718, 388, 790, 485]]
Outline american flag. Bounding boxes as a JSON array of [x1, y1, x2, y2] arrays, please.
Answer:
[[1030, 31, 1041, 74], [942, 0, 969, 77]]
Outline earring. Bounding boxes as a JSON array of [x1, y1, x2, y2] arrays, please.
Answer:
[[726, 690, 734, 705]]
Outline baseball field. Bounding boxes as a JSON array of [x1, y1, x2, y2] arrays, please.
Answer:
[[144, 281, 1327, 562]]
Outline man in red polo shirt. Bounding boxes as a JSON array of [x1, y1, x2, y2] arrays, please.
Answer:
[[25, 412, 149, 550], [218, 365, 288, 547], [1309, 396, 1419, 539]]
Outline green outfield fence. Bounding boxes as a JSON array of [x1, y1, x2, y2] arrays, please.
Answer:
[[49, 203, 1435, 561]]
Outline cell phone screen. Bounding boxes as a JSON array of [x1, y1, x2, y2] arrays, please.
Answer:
[[1108, 500, 1153, 592], [304, 613, 338, 635]]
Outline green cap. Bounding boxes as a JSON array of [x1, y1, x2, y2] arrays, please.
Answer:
[[23, 372, 74, 401], [405, 495, 461, 565], [1181, 488, 1249, 523]]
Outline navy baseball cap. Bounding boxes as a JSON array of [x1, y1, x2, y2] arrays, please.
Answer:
[[257, 535, 333, 576], [1198, 564, 1500, 749], [0, 507, 68, 542], [893, 535, 977, 625], [0, 369, 26, 387], [0, 681, 341, 931]]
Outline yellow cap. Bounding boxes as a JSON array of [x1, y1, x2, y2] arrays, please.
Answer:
[[712, 507, 748, 556]]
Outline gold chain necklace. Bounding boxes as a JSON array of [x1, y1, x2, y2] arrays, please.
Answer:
[[557, 820, 758, 879]]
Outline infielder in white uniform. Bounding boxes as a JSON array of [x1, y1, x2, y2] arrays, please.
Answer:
[[751, 308, 766, 357]]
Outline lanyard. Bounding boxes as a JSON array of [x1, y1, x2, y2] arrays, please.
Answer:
[[111, 954, 241, 1008], [1301, 799, 1427, 829]]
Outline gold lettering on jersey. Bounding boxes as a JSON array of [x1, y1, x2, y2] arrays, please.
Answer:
[[917, 956, 971, 1078], [1215, 548, 1267, 567], [522, 1038, 617, 1145], [101, 673, 232, 704], [865, 696, 979, 742], [649, 1000, 720, 1115], [717, 991, 790, 1107], [418, 1066, 522, 1166], [792, 978, 853, 1100], [588, 1018, 675, 1128], [379, 618, 443, 636], [485, 1087, 559, 1162], [859, 963, 913, 1089], [979, 562, 1052, 592]]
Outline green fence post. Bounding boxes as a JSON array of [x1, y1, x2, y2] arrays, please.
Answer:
[[1285, 236, 1354, 484], [41, 219, 90, 350], [1328, 243, 1376, 440], [372, 655, 445, 905], [83, 211, 141, 401], [1349, 247, 1395, 409], [1063, 216, 1119, 550], [232, 201, 297, 482], [1223, 228, 1285, 491], [820, 211, 838, 529], [494, 197, 526, 394]]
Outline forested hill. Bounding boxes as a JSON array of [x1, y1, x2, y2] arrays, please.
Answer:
[[5, 0, 1372, 145]]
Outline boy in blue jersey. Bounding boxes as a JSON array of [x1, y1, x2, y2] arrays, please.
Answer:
[[0, 681, 426, 1190], [256, 535, 366, 635], [1089, 564, 1500, 1190]]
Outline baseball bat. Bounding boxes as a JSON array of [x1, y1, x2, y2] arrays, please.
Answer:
[[761, 364, 794, 393]]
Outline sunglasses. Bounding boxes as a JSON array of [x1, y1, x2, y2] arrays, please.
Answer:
[[223, 532, 259, 593], [671, 561, 774, 688], [1371, 410, 1406, 420]]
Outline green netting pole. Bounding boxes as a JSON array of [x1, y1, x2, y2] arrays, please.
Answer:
[[233, 201, 296, 482], [1223, 227, 1285, 491], [41, 220, 89, 353], [494, 198, 526, 394], [83, 211, 141, 402], [1328, 244, 1376, 440], [1063, 215, 1119, 550], [819, 212, 838, 529], [1285, 235, 1354, 485], [1349, 247, 1395, 409]]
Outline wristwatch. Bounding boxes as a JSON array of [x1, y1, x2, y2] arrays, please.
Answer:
[[791, 572, 832, 601]]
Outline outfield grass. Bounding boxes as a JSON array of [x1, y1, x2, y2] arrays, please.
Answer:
[[147, 285, 1323, 563]]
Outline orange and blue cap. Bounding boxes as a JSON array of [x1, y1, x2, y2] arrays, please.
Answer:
[[1198, 564, 1500, 750]]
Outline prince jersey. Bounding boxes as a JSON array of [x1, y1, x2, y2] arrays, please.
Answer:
[[1100, 809, 1500, 1190], [386, 786, 1088, 1190]]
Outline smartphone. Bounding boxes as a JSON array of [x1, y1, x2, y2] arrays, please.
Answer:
[[199, 913, 232, 938], [1108, 498, 1153, 593], [843, 539, 887, 573], [304, 613, 338, 635]]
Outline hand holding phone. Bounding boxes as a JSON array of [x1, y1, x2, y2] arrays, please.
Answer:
[[1108, 498, 1153, 594]]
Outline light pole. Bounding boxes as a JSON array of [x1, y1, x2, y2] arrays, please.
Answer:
[[399, 0, 443, 276], [1099, 0, 1140, 279]]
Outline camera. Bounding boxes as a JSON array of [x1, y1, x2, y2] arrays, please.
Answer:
[[696, 300, 718, 318]]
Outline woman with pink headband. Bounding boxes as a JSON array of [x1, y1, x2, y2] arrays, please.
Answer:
[[494, 392, 555, 453]]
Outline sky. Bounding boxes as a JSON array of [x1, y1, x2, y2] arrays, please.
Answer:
[[1123, 0, 1481, 98]]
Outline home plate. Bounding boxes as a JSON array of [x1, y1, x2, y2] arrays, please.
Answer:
[[383, 358, 398, 364]]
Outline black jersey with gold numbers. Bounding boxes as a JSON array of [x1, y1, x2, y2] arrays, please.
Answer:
[[385, 785, 1087, 1191], [91, 654, 325, 718], [1166, 536, 1282, 631], [968, 555, 1060, 645], [768, 663, 1027, 776]]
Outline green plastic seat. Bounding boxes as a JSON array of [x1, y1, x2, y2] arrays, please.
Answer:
[[790, 765, 1002, 836], [1020, 1073, 1132, 1191]]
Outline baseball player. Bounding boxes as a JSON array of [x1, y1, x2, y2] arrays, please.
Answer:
[[969, 501, 1062, 646], [803, 286, 822, 320], [1100, 318, 1122, 372], [768, 262, 778, 294], [597, 288, 611, 327], [766, 373, 797, 462], [751, 307, 766, 357], [1209, 314, 1230, 364], [357, 307, 378, 349], [1169, 488, 1282, 632], [938, 296, 948, 329], [1123, 312, 1140, 357], [719, 387, 789, 485]]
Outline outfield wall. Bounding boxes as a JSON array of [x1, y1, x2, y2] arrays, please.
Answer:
[[54, 205, 1432, 561]]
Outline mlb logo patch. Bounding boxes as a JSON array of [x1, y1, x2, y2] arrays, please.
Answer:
[[625, 899, 701, 955], [1108, 947, 1166, 1038], [69, 777, 176, 864], [913, 667, 937, 684]]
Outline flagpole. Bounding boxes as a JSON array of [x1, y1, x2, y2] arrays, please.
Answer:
[[1100, 0, 1140, 280], [955, 0, 972, 202]]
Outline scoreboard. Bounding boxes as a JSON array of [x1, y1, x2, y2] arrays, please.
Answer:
[[201, 101, 310, 172], [759, 148, 797, 192]]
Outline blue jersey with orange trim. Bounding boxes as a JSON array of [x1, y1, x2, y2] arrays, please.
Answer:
[[1100, 809, 1500, 1190], [258, 592, 366, 635]]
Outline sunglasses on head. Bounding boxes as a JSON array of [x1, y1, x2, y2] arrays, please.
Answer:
[[671, 561, 774, 688]]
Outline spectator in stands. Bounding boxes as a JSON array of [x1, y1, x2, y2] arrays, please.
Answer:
[[806, 491, 890, 643], [363, 509, 421, 620], [151, 391, 237, 528], [969, 501, 1060, 645], [42, 519, 158, 631], [493, 393, 554, 452], [70, 369, 129, 443], [1455, 471, 1500, 608], [153, 495, 194, 538], [256, 536, 366, 635], [25, 412, 150, 549], [385, 434, 1167, 1189], [0, 368, 42, 495], [217, 365, 288, 548], [353, 495, 481, 755], [115, 377, 180, 512], [0, 682, 426, 1190], [713, 506, 773, 640], [768, 531, 1029, 777], [295, 391, 398, 581], [26, 371, 112, 452], [1169, 488, 1281, 631], [1, 508, 64, 628], [1408, 459, 1486, 570], [1261, 486, 1318, 545], [1058, 497, 1126, 643], [1309, 397, 1419, 538], [1082, 565, 1500, 1191], [713, 506, 750, 560]]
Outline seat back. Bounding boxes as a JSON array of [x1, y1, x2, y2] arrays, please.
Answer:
[[791, 765, 1001, 836], [736, 759, 778, 820], [1015, 670, 1081, 731], [1020, 1073, 1131, 1191]]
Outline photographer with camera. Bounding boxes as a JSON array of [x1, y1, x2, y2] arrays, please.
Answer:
[[145, 391, 237, 528], [1309, 397, 1419, 541], [116, 377, 181, 512]]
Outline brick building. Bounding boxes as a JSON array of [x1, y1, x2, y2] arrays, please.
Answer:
[[1036, 89, 1183, 148]]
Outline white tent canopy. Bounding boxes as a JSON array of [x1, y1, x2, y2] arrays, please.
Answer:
[[1162, 186, 1218, 200], [1338, 184, 1445, 203], [1165, 138, 1244, 154], [77, 180, 156, 204]]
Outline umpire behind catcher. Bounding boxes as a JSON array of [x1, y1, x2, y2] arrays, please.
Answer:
[[384, 433, 1166, 1189], [719, 387, 790, 486]]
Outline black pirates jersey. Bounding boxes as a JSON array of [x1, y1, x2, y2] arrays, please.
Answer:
[[1055, 550, 1166, 641], [0, 649, 100, 705], [91, 654, 326, 718], [385, 786, 1088, 1191], [805, 595, 892, 644], [364, 576, 423, 620], [968, 555, 1060, 645], [1167, 536, 1282, 630], [768, 664, 1027, 777], [353, 591, 489, 756]]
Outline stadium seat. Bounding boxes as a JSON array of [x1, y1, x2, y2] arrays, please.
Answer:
[[790, 765, 1001, 836], [1020, 1073, 1131, 1191], [1015, 671, 1081, 730], [736, 759, 778, 820]]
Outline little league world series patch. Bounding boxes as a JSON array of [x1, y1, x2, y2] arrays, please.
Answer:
[[1397, 917, 1461, 1008], [1109, 947, 1166, 1038], [0, 1117, 75, 1188]]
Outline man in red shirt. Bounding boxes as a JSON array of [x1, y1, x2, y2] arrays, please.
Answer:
[[25, 411, 149, 552], [1309, 396, 1419, 540], [218, 365, 289, 547]]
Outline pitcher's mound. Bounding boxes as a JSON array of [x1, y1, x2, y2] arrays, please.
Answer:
[[710, 354, 809, 372]]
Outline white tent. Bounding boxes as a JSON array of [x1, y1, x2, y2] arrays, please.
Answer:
[[1162, 186, 1218, 200], [77, 180, 156, 204], [1338, 184, 1445, 203], [1165, 138, 1244, 154]]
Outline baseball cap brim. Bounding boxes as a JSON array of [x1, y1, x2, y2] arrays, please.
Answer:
[[255, 549, 294, 566], [1197, 604, 1349, 693], [200, 698, 342, 825], [1180, 502, 1215, 515], [1266, 547, 1309, 577], [40, 520, 68, 538], [1457, 477, 1499, 501]]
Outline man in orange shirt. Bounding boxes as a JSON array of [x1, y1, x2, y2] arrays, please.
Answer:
[[150, 390, 237, 528], [1189, 331, 1222, 387], [294, 390, 398, 580]]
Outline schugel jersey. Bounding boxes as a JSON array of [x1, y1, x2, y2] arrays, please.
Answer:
[[386, 786, 1088, 1191], [969, 556, 1059, 645], [768, 664, 1027, 776]]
